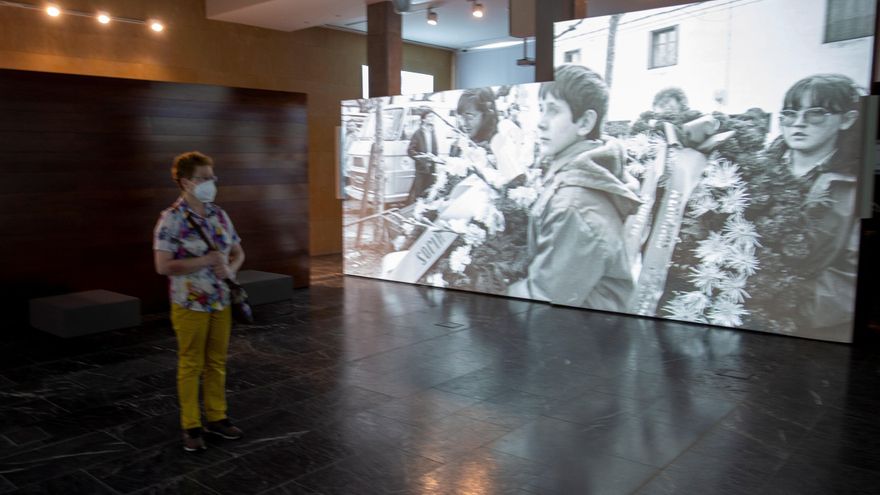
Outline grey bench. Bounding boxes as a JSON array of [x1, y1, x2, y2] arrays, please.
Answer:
[[236, 270, 293, 305], [30, 290, 141, 338]]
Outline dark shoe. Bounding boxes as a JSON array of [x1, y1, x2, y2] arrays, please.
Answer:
[[182, 427, 207, 452], [205, 419, 243, 440]]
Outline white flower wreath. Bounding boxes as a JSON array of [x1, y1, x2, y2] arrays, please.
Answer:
[[661, 152, 761, 327]]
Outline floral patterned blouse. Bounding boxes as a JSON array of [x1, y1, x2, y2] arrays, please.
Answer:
[[153, 198, 241, 312]]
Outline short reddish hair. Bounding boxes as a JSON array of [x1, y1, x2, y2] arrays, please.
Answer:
[[171, 151, 213, 187]]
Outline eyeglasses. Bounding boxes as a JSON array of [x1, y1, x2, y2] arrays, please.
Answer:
[[188, 175, 218, 183], [779, 107, 834, 126]]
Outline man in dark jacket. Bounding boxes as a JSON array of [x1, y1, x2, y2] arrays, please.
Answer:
[[407, 110, 439, 203]]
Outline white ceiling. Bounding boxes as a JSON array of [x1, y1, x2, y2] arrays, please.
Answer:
[[205, 0, 518, 50]]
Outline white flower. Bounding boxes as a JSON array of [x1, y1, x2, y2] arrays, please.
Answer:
[[718, 186, 749, 215], [444, 219, 487, 244], [693, 232, 728, 265], [402, 223, 415, 236], [426, 272, 447, 287], [462, 224, 488, 246], [413, 199, 428, 221], [425, 171, 449, 202], [443, 157, 470, 178], [475, 204, 505, 236], [723, 245, 759, 276], [704, 158, 743, 189], [707, 298, 746, 327], [688, 187, 718, 217], [722, 215, 761, 249], [719, 288, 748, 304], [688, 263, 727, 294], [678, 291, 711, 313], [508, 186, 538, 209], [449, 245, 473, 273], [663, 291, 710, 322], [413, 198, 440, 222], [674, 157, 756, 325], [717, 274, 750, 303]]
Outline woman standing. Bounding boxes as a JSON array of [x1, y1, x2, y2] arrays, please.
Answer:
[[153, 151, 245, 451]]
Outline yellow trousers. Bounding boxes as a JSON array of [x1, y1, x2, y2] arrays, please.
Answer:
[[170, 304, 232, 430]]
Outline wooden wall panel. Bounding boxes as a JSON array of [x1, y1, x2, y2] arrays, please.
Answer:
[[0, 0, 454, 256], [0, 68, 309, 319]]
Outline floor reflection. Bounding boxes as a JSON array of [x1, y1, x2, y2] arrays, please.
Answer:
[[0, 256, 877, 493]]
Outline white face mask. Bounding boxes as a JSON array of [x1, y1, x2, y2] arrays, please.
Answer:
[[192, 180, 217, 203]]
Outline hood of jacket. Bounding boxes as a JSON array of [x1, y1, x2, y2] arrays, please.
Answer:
[[542, 137, 642, 219]]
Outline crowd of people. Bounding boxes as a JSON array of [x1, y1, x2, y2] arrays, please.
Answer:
[[396, 64, 865, 340]]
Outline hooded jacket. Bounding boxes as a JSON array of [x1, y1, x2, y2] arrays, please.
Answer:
[[510, 137, 642, 311]]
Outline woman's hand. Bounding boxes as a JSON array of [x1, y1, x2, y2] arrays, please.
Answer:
[[203, 251, 231, 279], [213, 263, 232, 280], [155, 250, 224, 277], [203, 251, 230, 279], [204, 251, 226, 268]]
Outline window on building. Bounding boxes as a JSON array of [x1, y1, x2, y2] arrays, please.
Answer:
[[825, 0, 876, 43], [649, 26, 678, 69], [361, 66, 435, 99], [564, 49, 582, 64]]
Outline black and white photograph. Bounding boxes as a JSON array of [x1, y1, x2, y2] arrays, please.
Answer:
[[343, 0, 876, 343]]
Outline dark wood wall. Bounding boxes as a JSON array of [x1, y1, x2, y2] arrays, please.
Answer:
[[0, 69, 309, 319]]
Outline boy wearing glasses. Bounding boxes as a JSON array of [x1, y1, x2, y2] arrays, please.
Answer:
[[770, 73, 862, 337], [153, 151, 245, 451]]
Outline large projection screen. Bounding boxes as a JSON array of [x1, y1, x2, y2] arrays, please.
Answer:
[[342, 0, 876, 343]]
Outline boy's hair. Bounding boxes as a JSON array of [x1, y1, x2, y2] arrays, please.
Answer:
[[539, 64, 608, 140], [652, 87, 688, 109], [172, 151, 213, 187]]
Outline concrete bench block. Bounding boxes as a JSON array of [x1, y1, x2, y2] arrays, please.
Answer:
[[236, 270, 293, 305], [30, 290, 141, 338]]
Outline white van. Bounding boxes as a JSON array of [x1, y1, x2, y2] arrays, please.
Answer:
[[345, 102, 453, 205]]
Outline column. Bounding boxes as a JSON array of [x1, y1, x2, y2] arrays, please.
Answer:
[[367, 1, 402, 98], [535, 0, 576, 81]]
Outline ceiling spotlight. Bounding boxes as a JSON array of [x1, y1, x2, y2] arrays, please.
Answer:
[[472, 2, 484, 18], [2, 3, 159, 32], [427, 9, 438, 26]]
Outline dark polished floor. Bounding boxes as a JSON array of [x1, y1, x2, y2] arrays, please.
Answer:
[[1, 256, 879, 494]]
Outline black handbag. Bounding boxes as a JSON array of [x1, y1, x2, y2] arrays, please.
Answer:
[[184, 212, 254, 324]]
